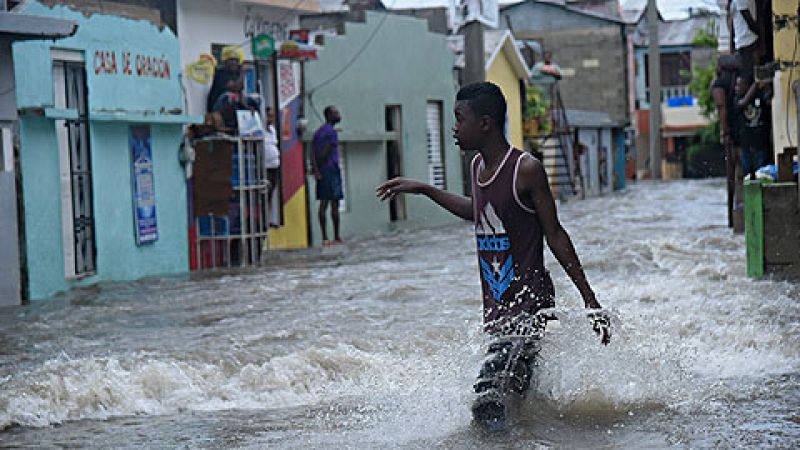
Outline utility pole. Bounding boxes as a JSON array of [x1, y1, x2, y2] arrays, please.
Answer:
[[462, 20, 485, 85], [460, 11, 485, 195], [647, 0, 661, 178]]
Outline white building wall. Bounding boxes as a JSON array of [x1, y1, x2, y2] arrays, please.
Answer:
[[176, 0, 300, 115]]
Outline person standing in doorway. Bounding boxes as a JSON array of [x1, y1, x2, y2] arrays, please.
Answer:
[[312, 106, 344, 246], [263, 107, 281, 228]]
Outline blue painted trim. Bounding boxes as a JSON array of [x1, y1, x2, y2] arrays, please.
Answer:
[[614, 130, 626, 191], [90, 112, 203, 124], [44, 107, 79, 120]]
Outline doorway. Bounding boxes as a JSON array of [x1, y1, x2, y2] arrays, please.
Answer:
[[385, 105, 406, 222]]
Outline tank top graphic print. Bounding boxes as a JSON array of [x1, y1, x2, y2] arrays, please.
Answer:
[[472, 147, 555, 333]]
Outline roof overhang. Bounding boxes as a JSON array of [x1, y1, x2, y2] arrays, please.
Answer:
[[485, 30, 531, 80], [661, 104, 709, 134], [0, 11, 77, 40], [235, 0, 322, 14]]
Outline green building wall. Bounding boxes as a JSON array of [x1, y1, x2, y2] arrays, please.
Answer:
[[304, 12, 464, 244], [13, 1, 191, 299]]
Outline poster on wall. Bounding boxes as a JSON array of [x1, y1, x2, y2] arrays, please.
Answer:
[[278, 59, 300, 110], [130, 125, 159, 245]]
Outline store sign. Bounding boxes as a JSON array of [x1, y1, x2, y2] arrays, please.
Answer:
[[130, 126, 158, 245], [94, 49, 171, 79], [288, 29, 310, 44], [277, 40, 317, 60], [243, 14, 288, 40], [251, 33, 276, 59]]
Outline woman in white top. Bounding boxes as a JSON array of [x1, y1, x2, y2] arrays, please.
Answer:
[[264, 107, 281, 228]]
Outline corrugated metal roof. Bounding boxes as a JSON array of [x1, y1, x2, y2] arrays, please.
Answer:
[[502, 1, 624, 23], [0, 11, 77, 39], [633, 15, 717, 47]]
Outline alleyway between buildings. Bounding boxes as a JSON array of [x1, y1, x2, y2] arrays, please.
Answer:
[[0, 180, 798, 448]]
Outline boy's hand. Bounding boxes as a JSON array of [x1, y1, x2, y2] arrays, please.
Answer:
[[587, 311, 611, 345], [376, 178, 427, 201]]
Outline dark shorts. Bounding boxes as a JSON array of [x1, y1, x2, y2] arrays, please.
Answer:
[[740, 146, 766, 176], [316, 168, 343, 201]]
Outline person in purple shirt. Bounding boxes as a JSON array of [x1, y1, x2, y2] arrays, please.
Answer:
[[311, 106, 343, 245]]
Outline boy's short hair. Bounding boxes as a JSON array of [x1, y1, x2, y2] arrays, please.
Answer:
[[456, 82, 507, 128], [323, 106, 336, 121]]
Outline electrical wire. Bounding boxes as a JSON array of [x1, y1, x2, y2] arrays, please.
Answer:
[[307, 3, 399, 121]]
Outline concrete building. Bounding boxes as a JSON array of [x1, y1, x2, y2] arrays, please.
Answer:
[[11, 0, 200, 300], [567, 109, 622, 196], [177, 0, 322, 251], [500, 0, 631, 128], [301, 11, 463, 244], [631, 12, 719, 178], [484, 30, 532, 151], [0, 6, 77, 306]]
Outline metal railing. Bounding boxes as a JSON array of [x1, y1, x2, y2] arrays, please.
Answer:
[[645, 85, 692, 104]]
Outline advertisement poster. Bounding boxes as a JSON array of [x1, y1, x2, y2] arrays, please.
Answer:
[[130, 125, 158, 245]]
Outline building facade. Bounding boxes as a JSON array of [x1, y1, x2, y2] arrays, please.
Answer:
[[631, 13, 719, 178], [302, 12, 463, 244], [0, 7, 76, 305], [177, 0, 322, 251], [484, 30, 531, 151], [500, 0, 630, 128], [12, 0, 199, 300]]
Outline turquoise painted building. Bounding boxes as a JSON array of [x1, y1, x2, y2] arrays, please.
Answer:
[[12, 1, 200, 300], [302, 12, 464, 244]]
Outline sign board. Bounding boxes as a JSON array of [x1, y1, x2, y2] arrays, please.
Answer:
[[277, 40, 317, 60], [130, 125, 158, 245], [289, 29, 310, 44], [448, 0, 499, 30], [252, 33, 276, 59], [237, 110, 266, 138], [278, 60, 300, 110]]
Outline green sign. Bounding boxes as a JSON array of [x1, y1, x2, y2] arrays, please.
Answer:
[[252, 33, 276, 59]]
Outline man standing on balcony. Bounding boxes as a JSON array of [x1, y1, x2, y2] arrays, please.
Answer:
[[312, 106, 344, 246], [728, 0, 760, 80]]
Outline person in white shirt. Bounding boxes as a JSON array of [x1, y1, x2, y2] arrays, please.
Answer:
[[263, 107, 281, 228], [728, 0, 760, 79]]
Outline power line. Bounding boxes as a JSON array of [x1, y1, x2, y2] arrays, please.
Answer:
[[307, 4, 399, 121]]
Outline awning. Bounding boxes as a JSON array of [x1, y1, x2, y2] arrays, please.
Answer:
[[661, 104, 709, 137], [0, 12, 77, 40]]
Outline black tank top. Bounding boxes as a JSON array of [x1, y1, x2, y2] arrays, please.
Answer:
[[472, 147, 555, 333]]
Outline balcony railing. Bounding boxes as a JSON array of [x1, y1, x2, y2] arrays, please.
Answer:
[[645, 85, 692, 104]]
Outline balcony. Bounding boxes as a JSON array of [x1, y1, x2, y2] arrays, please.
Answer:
[[645, 85, 692, 106]]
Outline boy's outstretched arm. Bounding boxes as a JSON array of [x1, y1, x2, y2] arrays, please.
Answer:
[[516, 156, 601, 309], [376, 178, 473, 221]]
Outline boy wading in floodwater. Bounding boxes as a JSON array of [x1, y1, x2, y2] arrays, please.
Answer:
[[376, 82, 609, 431]]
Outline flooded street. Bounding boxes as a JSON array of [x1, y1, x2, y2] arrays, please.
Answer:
[[0, 179, 798, 448]]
